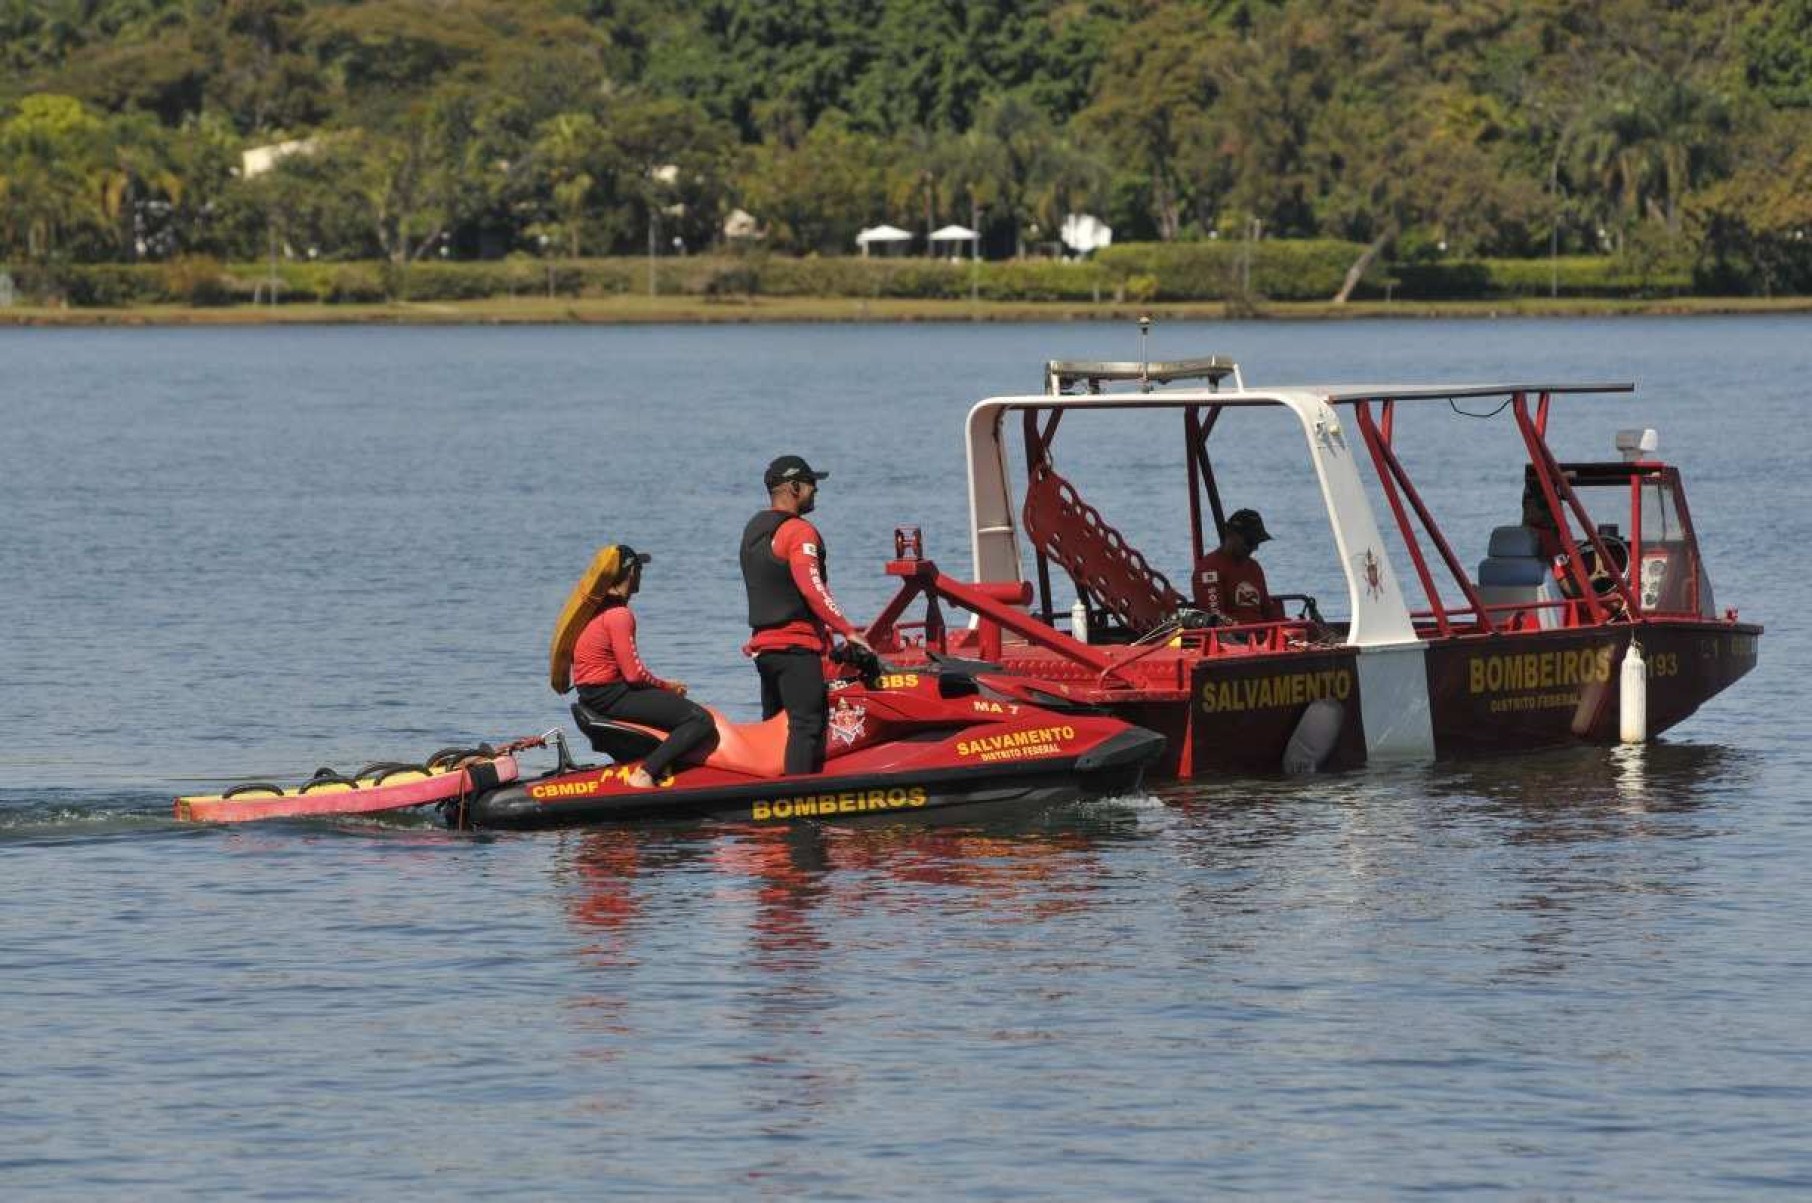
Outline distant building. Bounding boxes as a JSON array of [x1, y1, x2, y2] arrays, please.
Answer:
[[240, 138, 320, 179], [723, 209, 766, 242], [1061, 213, 1113, 256], [0, 271, 14, 307]]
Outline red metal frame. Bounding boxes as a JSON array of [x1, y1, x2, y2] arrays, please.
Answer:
[[1353, 400, 1496, 636], [1578, 461, 1706, 618], [868, 558, 1126, 680], [1184, 405, 1226, 567], [866, 558, 1316, 695], [1023, 408, 1065, 621], [984, 386, 1664, 669], [1652, 465, 1706, 614], [1510, 394, 1641, 621]]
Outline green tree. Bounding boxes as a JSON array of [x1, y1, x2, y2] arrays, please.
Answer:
[[740, 111, 892, 253], [529, 111, 609, 257], [1074, 6, 1226, 241], [1744, 0, 1812, 107], [0, 94, 118, 260], [1690, 108, 1812, 294]]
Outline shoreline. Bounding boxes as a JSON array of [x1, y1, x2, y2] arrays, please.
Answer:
[[3, 294, 1811, 327]]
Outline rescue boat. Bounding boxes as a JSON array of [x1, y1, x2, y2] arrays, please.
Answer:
[[866, 351, 1760, 776], [457, 657, 1164, 830]]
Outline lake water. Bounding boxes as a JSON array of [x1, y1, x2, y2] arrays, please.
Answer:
[[3, 317, 1809, 1198]]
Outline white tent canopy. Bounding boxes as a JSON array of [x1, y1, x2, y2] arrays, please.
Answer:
[[856, 224, 914, 256], [929, 224, 978, 261]]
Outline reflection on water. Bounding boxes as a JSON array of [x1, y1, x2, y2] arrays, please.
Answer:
[[558, 809, 1137, 958], [1154, 740, 1741, 852], [1424, 741, 1744, 831], [1141, 741, 1749, 986]]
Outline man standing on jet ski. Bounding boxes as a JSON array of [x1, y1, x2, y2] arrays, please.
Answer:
[[741, 454, 875, 775]]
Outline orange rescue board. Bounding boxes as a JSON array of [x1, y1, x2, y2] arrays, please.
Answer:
[[173, 756, 519, 823]]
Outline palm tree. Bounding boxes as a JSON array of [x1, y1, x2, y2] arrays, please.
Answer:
[[1566, 75, 1730, 238]]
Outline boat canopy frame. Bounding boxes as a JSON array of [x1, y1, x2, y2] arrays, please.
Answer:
[[964, 375, 1642, 651]]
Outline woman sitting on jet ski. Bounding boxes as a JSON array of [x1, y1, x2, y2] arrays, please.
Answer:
[[570, 546, 714, 788]]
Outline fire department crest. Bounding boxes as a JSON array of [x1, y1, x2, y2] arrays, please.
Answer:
[[1358, 548, 1385, 599], [828, 698, 868, 747]]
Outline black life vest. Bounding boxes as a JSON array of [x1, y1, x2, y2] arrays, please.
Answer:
[[741, 509, 828, 629]]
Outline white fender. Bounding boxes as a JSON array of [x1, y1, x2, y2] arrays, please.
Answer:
[[1620, 640, 1648, 743]]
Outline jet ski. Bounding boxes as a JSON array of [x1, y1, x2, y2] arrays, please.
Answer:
[[455, 656, 1165, 830]]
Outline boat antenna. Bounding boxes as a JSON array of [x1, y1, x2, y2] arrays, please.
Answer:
[[1138, 314, 1152, 392]]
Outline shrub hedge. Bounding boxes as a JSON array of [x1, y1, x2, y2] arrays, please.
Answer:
[[0, 247, 1697, 307], [1391, 255, 1692, 299], [1095, 239, 1384, 300]]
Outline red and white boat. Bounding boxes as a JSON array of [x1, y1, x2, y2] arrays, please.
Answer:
[[869, 353, 1760, 777]]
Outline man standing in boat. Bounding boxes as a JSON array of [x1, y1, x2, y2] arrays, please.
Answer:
[[741, 454, 875, 775], [1192, 508, 1274, 625]]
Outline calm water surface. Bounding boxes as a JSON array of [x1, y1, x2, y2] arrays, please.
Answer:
[[3, 318, 1809, 1198]]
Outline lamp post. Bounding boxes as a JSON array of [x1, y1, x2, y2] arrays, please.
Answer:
[[969, 192, 983, 304], [647, 201, 658, 298], [647, 164, 680, 299], [1548, 155, 1562, 300]]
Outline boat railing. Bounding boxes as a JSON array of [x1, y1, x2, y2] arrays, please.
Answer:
[[869, 556, 1340, 699], [1414, 592, 1692, 635], [1157, 620, 1331, 658]]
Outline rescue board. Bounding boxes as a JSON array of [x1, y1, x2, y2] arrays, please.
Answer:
[[174, 752, 519, 823], [549, 545, 630, 693]]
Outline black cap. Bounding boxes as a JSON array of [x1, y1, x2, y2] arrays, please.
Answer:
[[765, 454, 829, 489], [613, 544, 652, 573], [1225, 509, 1272, 544]]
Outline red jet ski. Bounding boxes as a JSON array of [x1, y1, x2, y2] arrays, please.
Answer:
[[457, 656, 1164, 830]]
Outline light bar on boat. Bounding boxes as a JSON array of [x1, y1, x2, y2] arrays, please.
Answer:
[[1046, 356, 1241, 395]]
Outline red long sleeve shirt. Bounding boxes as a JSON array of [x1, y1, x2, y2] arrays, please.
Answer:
[[744, 515, 857, 655], [571, 603, 672, 690], [1192, 550, 1272, 625]]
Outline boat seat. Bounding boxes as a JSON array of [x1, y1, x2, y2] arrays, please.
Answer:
[[696, 709, 789, 778], [570, 702, 789, 778], [1476, 525, 1561, 629], [570, 703, 662, 760], [1477, 525, 1547, 584]]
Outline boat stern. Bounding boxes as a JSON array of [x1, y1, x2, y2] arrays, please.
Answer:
[[1074, 724, 1167, 796]]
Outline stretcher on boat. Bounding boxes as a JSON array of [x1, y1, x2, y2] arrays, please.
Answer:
[[174, 742, 528, 823]]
